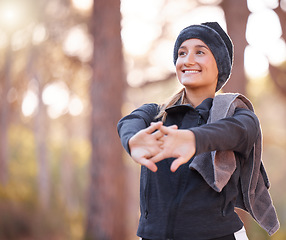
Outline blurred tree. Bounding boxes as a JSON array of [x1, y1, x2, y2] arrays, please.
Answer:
[[269, 2, 286, 96], [35, 75, 50, 209], [85, 0, 126, 239], [0, 0, 35, 184], [23, 0, 51, 209], [0, 41, 11, 184], [220, 0, 249, 94]]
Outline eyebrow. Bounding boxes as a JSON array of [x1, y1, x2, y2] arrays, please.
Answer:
[[196, 45, 209, 49], [179, 44, 209, 50]]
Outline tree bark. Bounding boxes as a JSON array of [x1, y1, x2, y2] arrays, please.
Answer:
[[0, 39, 11, 184], [220, 0, 249, 94], [26, 35, 51, 209], [34, 75, 51, 209], [85, 0, 126, 239]]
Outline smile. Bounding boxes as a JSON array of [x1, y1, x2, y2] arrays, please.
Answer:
[[183, 70, 201, 73]]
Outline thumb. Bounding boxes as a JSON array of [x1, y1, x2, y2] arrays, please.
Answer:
[[158, 125, 176, 135], [138, 158, 158, 172], [170, 157, 186, 172], [145, 121, 163, 134]]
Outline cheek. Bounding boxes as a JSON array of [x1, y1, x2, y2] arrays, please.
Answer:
[[212, 64, 219, 76], [210, 58, 218, 73], [176, 71, 183, 83], [204, 58, 218, 75], [175, 62, 182, 77]]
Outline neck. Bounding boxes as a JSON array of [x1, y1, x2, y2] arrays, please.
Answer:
[[185, 88, 215, 107]]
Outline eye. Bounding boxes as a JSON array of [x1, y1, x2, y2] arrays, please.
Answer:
[[178, 50, 187, 57], [196, 50, 205, 55]]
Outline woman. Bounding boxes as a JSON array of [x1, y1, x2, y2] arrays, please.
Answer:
[[117, 22, 279, 240]]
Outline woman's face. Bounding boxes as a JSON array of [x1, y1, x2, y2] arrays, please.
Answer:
[[175, 38, 218, 94]]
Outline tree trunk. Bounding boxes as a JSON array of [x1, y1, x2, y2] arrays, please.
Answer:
[[0, 39, 11, 184], [34, 76, 51, 209], [85, 0, 126, 239], [220, 0, 249, 94], [26, 37, 51, 209], [60, 117, 76, 210]]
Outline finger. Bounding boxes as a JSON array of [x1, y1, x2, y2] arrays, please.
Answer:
[[169, 125, 178, 130], [148, 152, 166, 163], [149, 144, 164, 157], [158, 125, 177, 135], [151, 121, 163, 125], [153, 125, 178, 141], [170, 157, 186, 172], [140, 158, 158, 172], [158, 139, 164, 146], [152, 130, 164, 140], [145, 122, 163, 134]]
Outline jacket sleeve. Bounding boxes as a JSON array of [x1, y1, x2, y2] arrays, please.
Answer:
[[117, 103, 159, 154], [190, 108, 260, 158]]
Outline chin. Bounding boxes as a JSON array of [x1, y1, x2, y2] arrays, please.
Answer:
[[181, 82, 198, 88]]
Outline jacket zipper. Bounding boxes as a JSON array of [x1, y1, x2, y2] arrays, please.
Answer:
[[165, 168, 189, 239], [144, 169, 151, 219], [165, 192, 183, 239]]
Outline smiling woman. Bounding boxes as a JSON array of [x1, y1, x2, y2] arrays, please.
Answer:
[[117, 21, 279, 240]]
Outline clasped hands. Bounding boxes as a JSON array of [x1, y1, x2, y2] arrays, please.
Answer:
[[128, 121, 196, 172]]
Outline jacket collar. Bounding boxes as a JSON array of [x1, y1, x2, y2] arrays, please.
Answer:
[[165, 98, 213, 122]]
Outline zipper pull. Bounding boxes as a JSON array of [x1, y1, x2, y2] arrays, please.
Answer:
[[144, 210, 148, 219], [198, 114, 203, 126]]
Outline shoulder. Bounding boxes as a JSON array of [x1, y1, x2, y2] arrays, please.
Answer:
[[131, 103, 160, 115], [211, 93, 257, 121], [213, 93, 254, 111], [128, 103, 160, 121], [135, 103, 159, 111]]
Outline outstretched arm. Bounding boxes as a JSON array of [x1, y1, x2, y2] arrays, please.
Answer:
[[117, 103, 159, 154]]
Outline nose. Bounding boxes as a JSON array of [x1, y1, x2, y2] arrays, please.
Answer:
[[184, 53, 195, 66]]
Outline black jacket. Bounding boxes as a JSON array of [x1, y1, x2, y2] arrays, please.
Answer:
[[117, 97, 260, 240]]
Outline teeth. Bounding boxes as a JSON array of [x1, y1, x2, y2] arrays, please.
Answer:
[[185, 70, 199, 73]]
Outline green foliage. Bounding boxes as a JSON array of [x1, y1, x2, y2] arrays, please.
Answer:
[[0, 124, 89, 239], [0, 124, 37, 205]]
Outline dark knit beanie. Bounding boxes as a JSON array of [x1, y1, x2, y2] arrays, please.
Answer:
[[173, 22, 233, 91]]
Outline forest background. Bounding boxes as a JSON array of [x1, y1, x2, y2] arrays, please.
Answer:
[[0, 0, 285, 239]]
